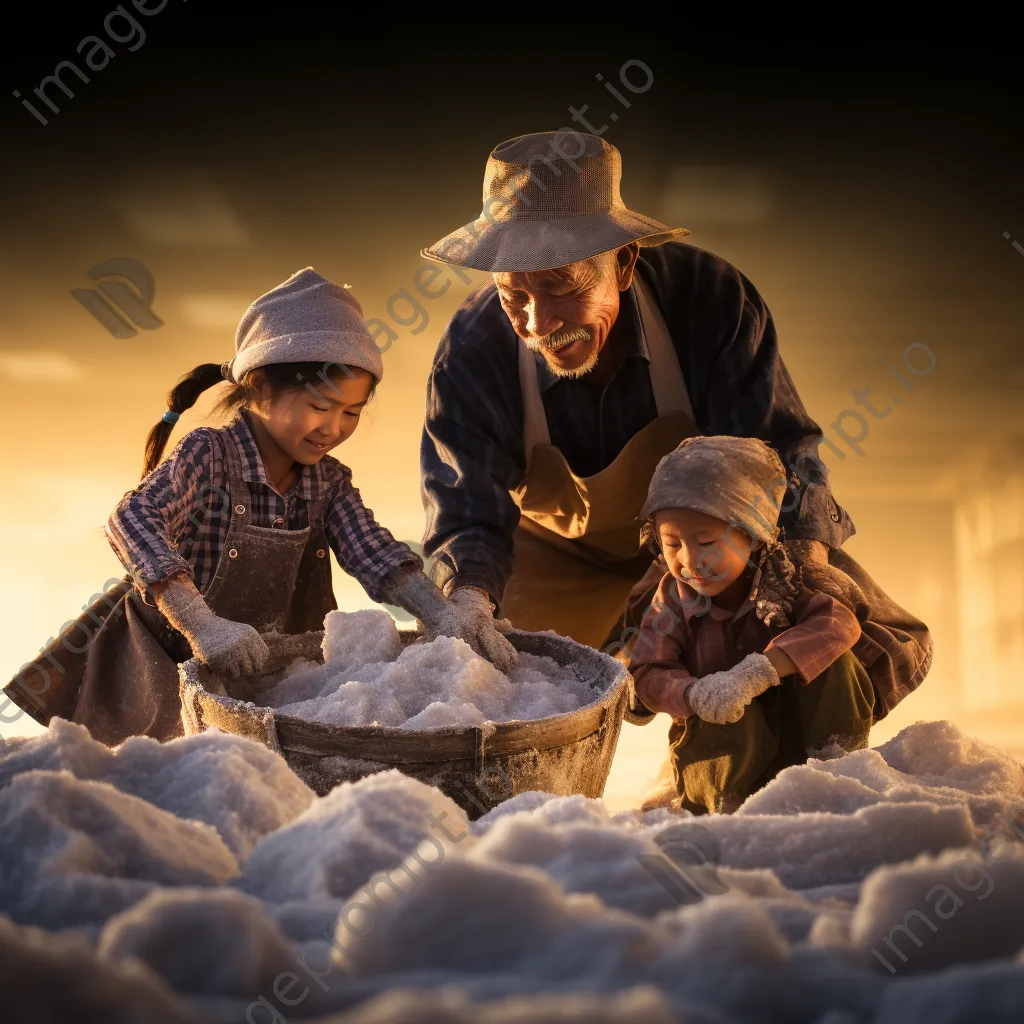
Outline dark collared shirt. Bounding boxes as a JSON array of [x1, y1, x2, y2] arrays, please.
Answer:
[[421, 242, 854, 606], [107, 412, 420, 602]]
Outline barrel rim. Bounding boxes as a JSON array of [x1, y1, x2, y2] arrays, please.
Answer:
[[179, 628, 631, 759]]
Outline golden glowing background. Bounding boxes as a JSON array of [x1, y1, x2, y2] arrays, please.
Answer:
[[2, 26, 1022, 808]]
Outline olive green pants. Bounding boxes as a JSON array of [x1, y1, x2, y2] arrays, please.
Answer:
[[669, 650, 876, 815]]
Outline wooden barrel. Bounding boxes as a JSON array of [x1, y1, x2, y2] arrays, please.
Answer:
[[179, 630, 631, 819]]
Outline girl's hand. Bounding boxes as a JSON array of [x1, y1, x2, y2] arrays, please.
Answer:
[[190, 618, 271, 678], [155, 575, 270, 678], [686, 653, 781, 725]]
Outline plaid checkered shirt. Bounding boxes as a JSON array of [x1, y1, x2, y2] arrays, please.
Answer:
[[629, 572, 862, 720], [106, 412, 421, 602]]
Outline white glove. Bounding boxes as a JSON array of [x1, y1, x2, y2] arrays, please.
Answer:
[[381, 568, 519, 674], [157, 576, 270, 678], [686, 652, 781, 725], [440, 588, 520, 674]]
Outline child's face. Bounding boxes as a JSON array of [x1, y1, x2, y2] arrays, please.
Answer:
[[249, 371, 374, 465], [656, 507, 759, 598]]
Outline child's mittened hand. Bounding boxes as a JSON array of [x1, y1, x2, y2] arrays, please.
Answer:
[[687, 653, 781, 725]]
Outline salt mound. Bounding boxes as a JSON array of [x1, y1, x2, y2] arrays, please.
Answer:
[[739, 719, 1024, 843], [98, 888, 297, 998], [701, 801, 976, 891], [467, 808, 687, 915], [240, 768, 471, 904], [322, 607, 402, 668], [329, 987, 677, 1023], [337, 854, 660, 978], [0, 915, 197, 1024], [872, 956, 1024, 1023], [0, 770, 238, 932], [262, 610, 593, 730], [0, 718, 314, 860], [850, 847, 1024, 973], [2, 718, 1024, 1023]]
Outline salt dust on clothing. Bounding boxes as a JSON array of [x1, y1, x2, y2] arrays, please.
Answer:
[[259, 609, 600, 730]]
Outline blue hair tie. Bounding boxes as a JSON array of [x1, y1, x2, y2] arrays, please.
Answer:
[[161, 410, 180, 425]]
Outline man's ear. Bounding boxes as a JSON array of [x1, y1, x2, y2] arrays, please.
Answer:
[[616, 243, 641, 291]]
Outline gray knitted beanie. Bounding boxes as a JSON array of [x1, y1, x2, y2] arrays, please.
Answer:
[[225, 268, 383, 384]]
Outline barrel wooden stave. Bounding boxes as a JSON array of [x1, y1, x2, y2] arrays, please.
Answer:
[[179, 630, 630, 819]]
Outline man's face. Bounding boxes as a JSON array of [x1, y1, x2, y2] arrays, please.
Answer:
[[494, 246, 637, 378]]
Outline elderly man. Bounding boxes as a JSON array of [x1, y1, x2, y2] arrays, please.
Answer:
[[419, 131, 931, 721]]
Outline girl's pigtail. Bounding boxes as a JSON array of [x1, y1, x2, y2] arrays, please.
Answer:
[[141, 363, 225, 478]]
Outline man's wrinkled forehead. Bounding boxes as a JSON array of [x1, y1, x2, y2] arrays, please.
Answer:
[[494, 260, 591, 291]]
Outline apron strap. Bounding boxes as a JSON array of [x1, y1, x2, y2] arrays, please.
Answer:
[[633, 274, 695, 421], [304, 466, 330, 531], [518, 340, 552, 475], [517, 275, 693, 474], [220, 426, 251, 509]]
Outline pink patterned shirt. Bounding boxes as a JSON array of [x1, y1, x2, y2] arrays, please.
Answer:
[[629, 572, 861, 721]]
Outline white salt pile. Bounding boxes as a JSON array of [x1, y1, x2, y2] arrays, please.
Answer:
[[258, 609, 596, 730], [1, 718, 1024, 1023]]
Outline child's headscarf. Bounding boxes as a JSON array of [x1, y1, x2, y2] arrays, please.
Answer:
[[640, 436, 801, 627]]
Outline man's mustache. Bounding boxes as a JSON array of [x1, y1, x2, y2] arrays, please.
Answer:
[[527, 327, 592, 353]]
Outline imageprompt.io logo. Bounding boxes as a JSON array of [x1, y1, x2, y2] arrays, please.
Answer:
[[71, 257, 164, 338], [636, 822, 730, 904]]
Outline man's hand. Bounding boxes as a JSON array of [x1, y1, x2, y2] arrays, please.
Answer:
[[438, 587, 520, 674], [686, 653, 781, 725], [383, 569, 519, 674]]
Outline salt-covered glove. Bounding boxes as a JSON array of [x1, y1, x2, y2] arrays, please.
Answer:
[[686, 653, 781, 725], [156, 576, 270, 678], [444, 588, 519, 674], [382, 568, 518, 674]]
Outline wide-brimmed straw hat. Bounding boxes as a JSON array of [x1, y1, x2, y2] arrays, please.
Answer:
[[421, 131, 690, 273]]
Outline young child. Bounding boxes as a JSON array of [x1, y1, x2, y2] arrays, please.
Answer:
[[5, 268, 516, 746], [629, 436, 874, 815]]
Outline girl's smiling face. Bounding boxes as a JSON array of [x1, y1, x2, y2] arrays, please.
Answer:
[[656, 506, 760, 598], [248, 369, 374, 466]]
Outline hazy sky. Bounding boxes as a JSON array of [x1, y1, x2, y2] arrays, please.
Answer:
[[2, 25, 1022, 801]]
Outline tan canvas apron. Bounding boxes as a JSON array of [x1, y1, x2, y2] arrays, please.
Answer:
[[3, 426, 336, 746], [501, 277, 697, 649], [501, 277, 932, 716]]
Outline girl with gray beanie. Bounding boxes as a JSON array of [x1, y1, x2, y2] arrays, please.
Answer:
[[6, 269, 517, 746], [629, 435, 875, 815]]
